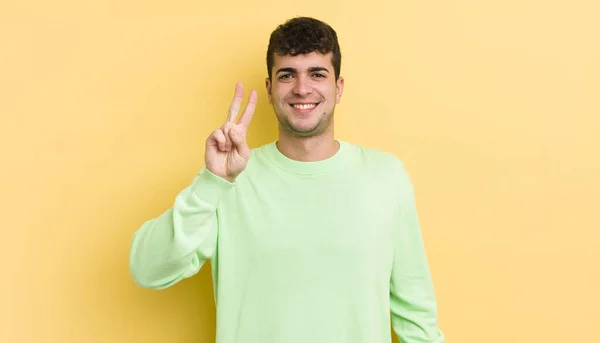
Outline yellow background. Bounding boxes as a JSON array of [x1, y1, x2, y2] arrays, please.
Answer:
[[2, 1, 599, 342]]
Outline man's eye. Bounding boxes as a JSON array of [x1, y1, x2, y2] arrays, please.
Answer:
[[313, 73, 326, 78], [279, 74, 292, 79]]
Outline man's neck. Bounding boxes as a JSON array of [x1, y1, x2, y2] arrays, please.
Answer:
[[275, 132, 340, 162]]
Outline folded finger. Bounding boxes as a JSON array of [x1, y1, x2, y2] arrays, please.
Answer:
[[212, 128, 227, 151]]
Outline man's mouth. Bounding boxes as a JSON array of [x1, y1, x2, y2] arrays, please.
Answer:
[[290, 103, 319, 112]]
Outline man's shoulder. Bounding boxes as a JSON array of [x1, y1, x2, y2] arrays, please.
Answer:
[[348, 143, 417, 200], [247, 140, 276, 164], [249, 140, 274, 152], [346, 141, 408, 171]]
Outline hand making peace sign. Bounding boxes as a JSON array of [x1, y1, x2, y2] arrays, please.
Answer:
[[205, 82, 258, 183]]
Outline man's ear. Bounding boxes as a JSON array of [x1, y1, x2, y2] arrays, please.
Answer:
[[335, 76, 344, 103], [265, 77, 272, 104]]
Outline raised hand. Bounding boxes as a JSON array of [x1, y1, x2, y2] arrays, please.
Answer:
[[205, 82, 258, 183]]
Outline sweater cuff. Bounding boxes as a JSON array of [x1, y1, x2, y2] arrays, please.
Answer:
[[190, 169, 235, 207]]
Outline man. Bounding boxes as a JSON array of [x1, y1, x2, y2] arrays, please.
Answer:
[[129, 16, 445, 343]]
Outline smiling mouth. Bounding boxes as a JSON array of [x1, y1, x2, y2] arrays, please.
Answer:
[[290, 103, 319, 110]]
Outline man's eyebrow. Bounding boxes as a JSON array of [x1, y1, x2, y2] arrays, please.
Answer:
[[308, 67, 329, 73], [276, 67, 296, 74], [275, 66, 330, 74]]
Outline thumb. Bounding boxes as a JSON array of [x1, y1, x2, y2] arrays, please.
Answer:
[[229, 127, 251, 158]]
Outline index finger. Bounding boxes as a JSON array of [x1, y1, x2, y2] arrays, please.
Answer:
[[238, 89, 258, 127], [227, 82, 244, 122]]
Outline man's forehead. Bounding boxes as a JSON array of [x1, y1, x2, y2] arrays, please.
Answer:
[[273, 52, 333, 68]]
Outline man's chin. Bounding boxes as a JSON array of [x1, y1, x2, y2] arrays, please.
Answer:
[[275, 111, 331, 137], [287, 123, 327, 137]]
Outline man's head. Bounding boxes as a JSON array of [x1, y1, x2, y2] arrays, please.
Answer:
[[265, 17, 344, 138], [266, 17, 341, 81]]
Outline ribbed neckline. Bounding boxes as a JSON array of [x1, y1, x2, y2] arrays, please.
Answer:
[[262, 139, 355, 176]]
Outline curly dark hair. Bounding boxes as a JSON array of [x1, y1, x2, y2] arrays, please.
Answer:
[[266, 17, 342, 80]]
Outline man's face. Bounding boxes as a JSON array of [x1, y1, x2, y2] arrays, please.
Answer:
[[266, 52, 344, 138]]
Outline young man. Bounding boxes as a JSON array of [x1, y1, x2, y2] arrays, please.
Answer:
[[129, 17, 445, 343]]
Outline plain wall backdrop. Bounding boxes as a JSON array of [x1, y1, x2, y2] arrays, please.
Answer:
[[2, 1, 599, 342]]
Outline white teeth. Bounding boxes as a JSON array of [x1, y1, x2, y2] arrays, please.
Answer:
[[293, 103, 317, 110]]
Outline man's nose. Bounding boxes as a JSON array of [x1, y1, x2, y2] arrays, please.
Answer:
[[292, 75, 312, 96]]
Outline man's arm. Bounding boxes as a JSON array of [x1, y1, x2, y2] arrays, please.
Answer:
[[129, 82, 256, 290], [390, 165, 445, 343], [129, 167, 233, 290]]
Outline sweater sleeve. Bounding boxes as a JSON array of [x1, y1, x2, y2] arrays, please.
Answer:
[[390, 166, 445, 343], [129, 167, 234, 290]]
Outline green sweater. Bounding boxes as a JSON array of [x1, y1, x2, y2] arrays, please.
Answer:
[[129, 140, 444, 343]]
